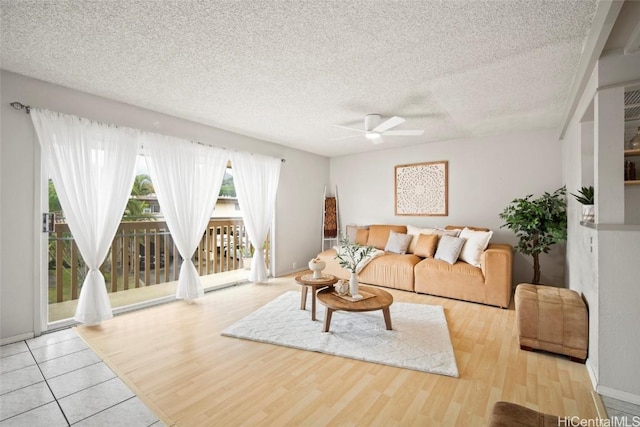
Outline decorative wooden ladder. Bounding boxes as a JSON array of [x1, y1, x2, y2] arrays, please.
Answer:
[[322, 186, 339, 252]]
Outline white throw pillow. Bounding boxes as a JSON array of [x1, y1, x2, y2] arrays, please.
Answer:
[[434, 228, 462, 237], [384, 230, 413, 254], [434, 235, 465, 265], [406, 225, 436, 253], [458, 228, 493, 267]]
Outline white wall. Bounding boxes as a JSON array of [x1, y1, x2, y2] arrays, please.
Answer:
[[0, 70, 329, 341], [330, 129, 565, 287], [562, 50, 640, 403]]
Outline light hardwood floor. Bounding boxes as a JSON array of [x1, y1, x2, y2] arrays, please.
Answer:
[[75, 274, 598, 426]]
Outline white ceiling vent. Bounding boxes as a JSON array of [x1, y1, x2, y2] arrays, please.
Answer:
[[625, 90, 640, 121], [624, 90, 640, 144]]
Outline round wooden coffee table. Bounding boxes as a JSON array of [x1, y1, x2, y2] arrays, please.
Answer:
[[316, 285, 393, 332], [295, 274, 338, 321]]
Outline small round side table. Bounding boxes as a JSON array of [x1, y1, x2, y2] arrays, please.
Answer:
[[294, 274, 338, 321]]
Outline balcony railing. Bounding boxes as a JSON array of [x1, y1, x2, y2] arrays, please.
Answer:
[[48, 218, 267, 304]]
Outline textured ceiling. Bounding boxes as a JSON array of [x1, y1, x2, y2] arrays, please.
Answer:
[[1, 0, 598, 157]]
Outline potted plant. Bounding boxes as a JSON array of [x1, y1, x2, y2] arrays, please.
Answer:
[[334, 235, 376, 299], [571, 185, 594, 223], [240, 246, 253, 270], [499, 186, 567, 284]]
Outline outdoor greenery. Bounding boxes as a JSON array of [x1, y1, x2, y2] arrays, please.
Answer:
[[48, 168, 242, 306], [499, 186, 567, 284], [124, 174, 155, 221], [219, 171, 236, 197], [571, 185, 594, 205], [240, 246, 253, 258]]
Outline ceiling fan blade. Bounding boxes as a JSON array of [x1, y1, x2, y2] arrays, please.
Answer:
[[331, 124, 365, 133], [371, 135, 385, 145], [373, 116, 405, 133], [330, 134, 364, 141], [382, 130, 424, 136]]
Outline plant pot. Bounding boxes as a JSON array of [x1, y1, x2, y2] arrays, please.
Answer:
[[581, 204, 594, 223], [242, 257, 253, 270]]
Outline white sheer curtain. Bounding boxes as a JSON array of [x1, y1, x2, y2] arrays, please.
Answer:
[[142, 134, 228, 301], [230, 152, 281, 283], [31, 109, 139, 325]]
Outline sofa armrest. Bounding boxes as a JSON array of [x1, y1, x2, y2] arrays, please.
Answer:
[[480, 243, 513, 308]]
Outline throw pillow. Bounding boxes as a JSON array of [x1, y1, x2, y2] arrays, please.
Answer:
[[345, 224, 369, 244], [434, 235, 465, 265], [406, 225, 436, 253], [384, 230, 413, 254], [434, 228, 462, 237], [414, 234, 439, 258], [458, 228, 493, 267]]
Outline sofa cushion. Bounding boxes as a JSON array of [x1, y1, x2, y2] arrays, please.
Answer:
[[458, 227, 493, 267], [414, 257, 486, 302], [414, 234, 439, 258], [384, 230, 413, 254], [358, 253, 420, 291], [367, 225, 407, 250], [345, 224, 369, 244], [355, 228, 369, 245], [406, 225, 436, 253], [434, 235, 465, 264]]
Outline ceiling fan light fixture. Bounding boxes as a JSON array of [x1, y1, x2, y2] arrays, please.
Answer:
[[365, 131, 381, 140]]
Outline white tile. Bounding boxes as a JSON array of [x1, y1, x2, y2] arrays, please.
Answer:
[[30, 337, 88, 363], [0, 365, 45, 395], [26, 328, 78, 350], [58, 377, 135, 424], [0, 382, 55, 421], [74, 397, 159, 427], [38, 349, 101, 379], [0, 352, 36, 375], [48, 362, 116, 399], [0, 401, 67, 427], [0, 342, 29, 359]]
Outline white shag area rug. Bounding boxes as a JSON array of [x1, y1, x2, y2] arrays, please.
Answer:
[[222, 291, 459, 377]]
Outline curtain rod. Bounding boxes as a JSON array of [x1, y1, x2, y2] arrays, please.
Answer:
[[10, 101, 30, 114], [9, 101, 286, 163]]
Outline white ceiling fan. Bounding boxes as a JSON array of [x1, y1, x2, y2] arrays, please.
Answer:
[[331, 114, 424, 144]]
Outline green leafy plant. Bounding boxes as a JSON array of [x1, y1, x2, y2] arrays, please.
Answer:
[[334, 235, 376, 274], [499, 186, 568, 284], [571, 186, 594, 205], [240, 246, 253, 258]]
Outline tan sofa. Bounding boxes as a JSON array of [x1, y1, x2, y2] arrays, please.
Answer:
[[316, 224, 513, 308]]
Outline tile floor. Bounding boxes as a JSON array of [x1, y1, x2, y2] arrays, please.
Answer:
[[0, 328, 163, 426], [602, 395, 640, 425]]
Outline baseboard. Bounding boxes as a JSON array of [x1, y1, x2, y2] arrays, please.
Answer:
[[597, 385, 640, 406], [586, 358, 599, 390], [1, 331, 35, 345], [275, 267, 308, 277]]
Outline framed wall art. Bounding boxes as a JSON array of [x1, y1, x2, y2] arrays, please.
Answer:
[[394, 161, 448, 216]]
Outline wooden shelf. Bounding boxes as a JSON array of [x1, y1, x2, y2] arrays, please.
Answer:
[[625, 148, 640, 157], [625, 180, 640, 185]]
